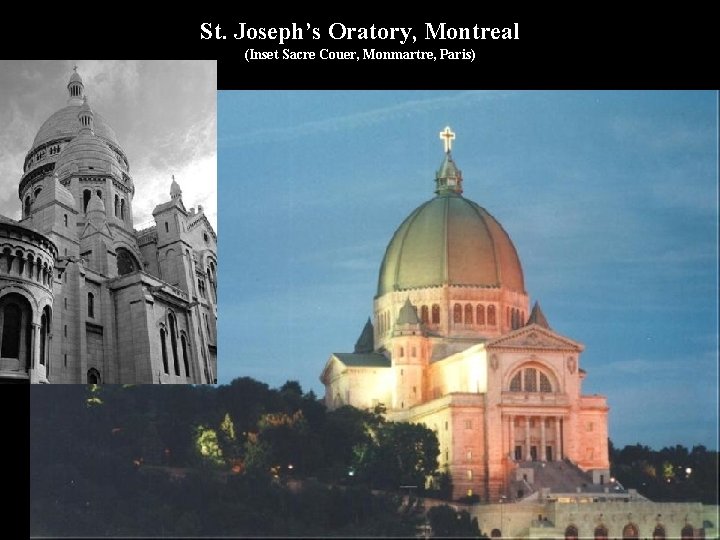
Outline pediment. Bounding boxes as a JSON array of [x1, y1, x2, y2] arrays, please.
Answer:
[[320, 355, 345, 384], [486, 324, 583, 352], [80, 220, 113, 239]]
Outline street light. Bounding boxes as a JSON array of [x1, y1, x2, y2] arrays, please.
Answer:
[[500, 495, 507, 537]]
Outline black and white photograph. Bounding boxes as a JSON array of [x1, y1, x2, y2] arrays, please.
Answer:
[[0, 60, 217, 384]]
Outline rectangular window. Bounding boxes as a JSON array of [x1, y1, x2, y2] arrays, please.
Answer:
[[445, 421, 448, 431], [465, 420, 472, 429], [64, 354, 67, 367], [64, 325, 67, 337], [467, 470, 473, 480], [466, 450, 472, 461]]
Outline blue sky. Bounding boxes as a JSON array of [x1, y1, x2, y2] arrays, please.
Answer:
[[218, 91, 718, 451]]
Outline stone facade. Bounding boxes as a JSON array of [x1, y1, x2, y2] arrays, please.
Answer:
[[320, 132, 609, 501], [0, 68, 217, 384]]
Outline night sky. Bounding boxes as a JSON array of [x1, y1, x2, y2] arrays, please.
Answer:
[[218, 90, 718, 451]]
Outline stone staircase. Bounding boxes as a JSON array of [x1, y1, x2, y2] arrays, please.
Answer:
[[511, 459, 594, 500]]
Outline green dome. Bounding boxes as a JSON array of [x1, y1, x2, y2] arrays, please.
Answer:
[[377, 192, 525, 297]]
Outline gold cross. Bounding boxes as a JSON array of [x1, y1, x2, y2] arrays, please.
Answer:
[[439, 126, 455, 153]]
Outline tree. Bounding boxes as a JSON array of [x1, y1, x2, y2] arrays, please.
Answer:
[[427, 504, 480, 538], [356, 421, 439, 491]]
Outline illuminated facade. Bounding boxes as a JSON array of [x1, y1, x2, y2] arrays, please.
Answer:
[[321, 128, 609, 500], [0, 68, 217, 384]]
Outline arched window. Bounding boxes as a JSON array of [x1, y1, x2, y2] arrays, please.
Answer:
[[565, 525, 579, 540], [487, 305, 496, 325], [653, 525, 666, 540], [681, 525, 694, 540], [181, 335, 190, 377], [477, 304, 485, 325], [431, 304, 440, 324], [87, 292, 94, 318], [169, 313, 180, 376], [83, 190, 91, 212], [594, 525, 608, 540], [464, 304, 473, 324], [0, 293, 32, 369], [490, 530, 501, 538], [204, 313, 211, 337], [24, 196, 31, 217], [1, 303, 22, 359], [96, 189, 102, 200], [39, 306, 51, 368], [160, 328, 169, 374], [524, 368, 537, 392], [116, 247, 138, 275], [420, 305, 429, 324], [198, 279, 206, 298], [64, 214, 68, 227], [510, 366, 554, 393], [398, 347, 404, 358], [623, 524, 639, 539], [120, 198, 125, 220], [87, 368, 100, 384], [114, 194, 119, 217], [453, 303, 462, 324]]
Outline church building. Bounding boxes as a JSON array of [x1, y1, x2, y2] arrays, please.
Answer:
[[0, 68, 217, 384], [321, 127, 610, 501]]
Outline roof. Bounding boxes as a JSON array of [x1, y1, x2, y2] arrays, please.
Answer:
[[333, 353, 390, 368], [34, 174, 75, 209], [354, 318, 374, 353], [54, 130, 120, 179], [377, 192, 525, 297], [32, 105, 119, 150], [396, 298, 421, 325], [526, 301, 550, 329], [152, 198, 186, 216], [0, 215, 58, 255]]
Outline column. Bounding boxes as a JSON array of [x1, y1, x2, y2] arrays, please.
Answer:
[[540, 416, 546, 461], [508, 415, 515, 460], [555, 416, 561, 461], [525, 417, 531, 461], [31, 323, 40, 370]]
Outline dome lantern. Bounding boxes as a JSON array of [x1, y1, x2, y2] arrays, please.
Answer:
[[78, 96, 94, 133], [435, 126, 463, 195], [67, 65, 84, 105]]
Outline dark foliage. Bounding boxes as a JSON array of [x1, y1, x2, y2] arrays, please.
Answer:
[[427, 504, 481, 538], [609, 439, 718, 504], [30, 380, 435, 537]]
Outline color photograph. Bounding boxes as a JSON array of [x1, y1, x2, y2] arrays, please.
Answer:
[[29, 89, 718, 537]]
